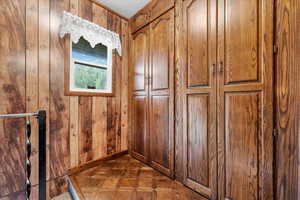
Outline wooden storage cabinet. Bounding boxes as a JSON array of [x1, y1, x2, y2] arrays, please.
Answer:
[[131, 0, 274, 199], [131, 9, 175, 178], [180, 0, 274, 199]]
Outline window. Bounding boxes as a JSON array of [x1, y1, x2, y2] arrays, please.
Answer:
[[65, 37, 113, 96]]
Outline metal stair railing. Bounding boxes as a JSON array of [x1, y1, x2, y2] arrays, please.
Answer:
[[0, 110, 46, 200]]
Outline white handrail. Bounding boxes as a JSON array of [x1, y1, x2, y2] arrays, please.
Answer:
[[0, 112, 38, 119]]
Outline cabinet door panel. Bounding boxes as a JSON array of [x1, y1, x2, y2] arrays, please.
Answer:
[[132, 27, 149, 92], [218, 0, 274, 199], [149, 9, 175, 177], [182, 0, 217, 198], [225, 92, 260, 200], [150, 96, 170, 169], [150, 17, 170, 90], [132, 96, 148, 162], [187, 0, 209, 87], [187, 94, 209, 187], [224, 0, 260, 84]]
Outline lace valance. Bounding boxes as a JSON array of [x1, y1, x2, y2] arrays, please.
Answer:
[[59, 11, 122, 56]]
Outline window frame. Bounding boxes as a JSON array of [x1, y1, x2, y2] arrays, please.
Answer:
[[64, 36, 115, 97]]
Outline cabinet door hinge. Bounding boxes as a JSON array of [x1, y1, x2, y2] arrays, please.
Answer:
[[273, 129, 278, 137]]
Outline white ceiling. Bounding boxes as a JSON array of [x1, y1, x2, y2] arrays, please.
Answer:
[[96, 0, 150, 18]]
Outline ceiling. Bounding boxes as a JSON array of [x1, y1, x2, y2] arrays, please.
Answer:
[[96, 0, 150, 18]]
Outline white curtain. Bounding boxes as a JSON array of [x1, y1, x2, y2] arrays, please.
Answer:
[[59, 11, 122, 56]]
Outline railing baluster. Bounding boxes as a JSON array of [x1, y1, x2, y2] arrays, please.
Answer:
[[37, 110, 46, 200], [25, 118, 32, 200]]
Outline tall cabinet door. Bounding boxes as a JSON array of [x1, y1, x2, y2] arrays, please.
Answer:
[[217, 0, 274, 200], [131, 26, 150, 163], [181, 0, 218, 199], [149, 9, 175, 177]]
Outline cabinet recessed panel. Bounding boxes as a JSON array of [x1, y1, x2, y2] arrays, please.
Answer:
[[133, 32, 148, 91], [133, 96, 148, 158], [186, 0, 209, 87], [225, 92, 260, 200], [187, 94, 209, 187], [150, 96, 170, 169], [224, 0, 259, 84], [151, 19, 170, 90]]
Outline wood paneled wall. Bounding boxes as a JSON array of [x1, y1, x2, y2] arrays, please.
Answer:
[[0, 0, 129, 199], [275, 0, 300, 199]]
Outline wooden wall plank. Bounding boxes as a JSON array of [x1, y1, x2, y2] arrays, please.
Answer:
[[78, 97, 93, 163], [49, 0, 70, 179], [39, 0, 50, 183], [69, 0, 80, 168], [26, 0, 39, 187], [115, 16, 123, 153], [78, 0, 94, 164], [0, 0, 26, 197], [69, 96, 79, 167], [121, 19, 129, 151], [92, 4, 108, 159], [107, 12, 122, 154], [128, 24, 134, 154]]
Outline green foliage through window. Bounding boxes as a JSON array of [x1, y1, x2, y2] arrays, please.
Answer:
[[74, 63, 107, 90]]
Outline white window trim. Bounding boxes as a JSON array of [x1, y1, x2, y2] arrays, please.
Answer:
[[69, 40, 113, 94]]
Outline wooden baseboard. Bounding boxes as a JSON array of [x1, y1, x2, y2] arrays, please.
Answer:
[[68, 150, 128, 175]]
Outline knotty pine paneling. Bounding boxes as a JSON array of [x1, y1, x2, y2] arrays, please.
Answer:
[[275, 0, 300, 199], [0, 0, 130, 198]]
